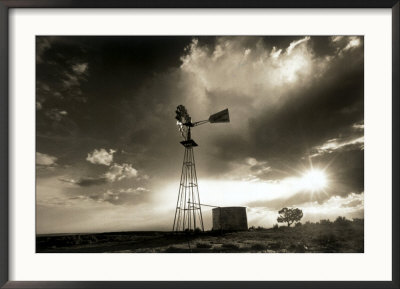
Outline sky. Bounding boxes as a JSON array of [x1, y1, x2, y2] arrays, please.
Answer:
[[36, 36, 364, 234]]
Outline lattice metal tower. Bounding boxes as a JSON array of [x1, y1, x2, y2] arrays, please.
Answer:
[[172, 105, 229, 232]]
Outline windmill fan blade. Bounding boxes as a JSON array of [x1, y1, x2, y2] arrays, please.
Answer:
[[209, 108, 230, 123]]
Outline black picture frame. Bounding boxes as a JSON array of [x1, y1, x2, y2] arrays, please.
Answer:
[[0, 1, 399, 288]]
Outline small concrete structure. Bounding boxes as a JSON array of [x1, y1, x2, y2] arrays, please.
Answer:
[[212, 207, 248, 231]]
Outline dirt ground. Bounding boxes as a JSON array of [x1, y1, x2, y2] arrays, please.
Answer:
[[36, 221, 364, 253]]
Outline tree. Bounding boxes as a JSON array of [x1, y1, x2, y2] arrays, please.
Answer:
[[277, 207, 303, 227]]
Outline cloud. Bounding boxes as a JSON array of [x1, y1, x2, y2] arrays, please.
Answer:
[[341, 196, 363, 208], [270, 46, 282, 58], [45, 108, 68, 122], [59, 177, 107, 187], [330, 36, 362, 55], [105, 163, 138, 182], [247, 190, 330, 210], [36, 102, 43, 110], [36, 37, 52, 63], [86, 148, 116, 166], [69, 186, 149, 206], [36, 37, 90, 141], [286, 36, 310, 54], [119, 187, 149, 194], [352, 122, 364, 130], [72, 62, 88, 75], [60, 147, 140, 188], [331, 36, 344, 43], [62, 73, 80, 88], [62, 63, 88, 89], [36, 152, 57, 166], [60, 162, 139, 187], [343, 37, 361, 51], [180, 36, 320, 100], [311, 136, 364, 157], [221, 157, 288, 182]]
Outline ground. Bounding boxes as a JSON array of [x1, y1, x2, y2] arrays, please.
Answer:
[[36, 220, 364, 253]]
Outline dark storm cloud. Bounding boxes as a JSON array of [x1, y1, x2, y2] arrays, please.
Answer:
[[77, 177, 108, 186], [251, 55, 362, 161], [60, 176, 108, 187], [309, 36, 338, 57], [316, 149, 364, 195], [36, 36, 192, 134]]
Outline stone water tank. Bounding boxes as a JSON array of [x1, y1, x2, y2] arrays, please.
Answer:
[[212, 206, 248, 231]]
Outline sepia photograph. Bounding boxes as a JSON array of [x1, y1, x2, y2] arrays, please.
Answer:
[[36, 36, 364, 253]]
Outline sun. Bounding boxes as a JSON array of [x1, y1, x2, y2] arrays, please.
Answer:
[[300, 169, 327, 191]]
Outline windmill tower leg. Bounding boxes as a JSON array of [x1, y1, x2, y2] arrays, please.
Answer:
[[172, 146, 204, 232]]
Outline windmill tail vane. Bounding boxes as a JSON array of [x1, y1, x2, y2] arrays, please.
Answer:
[[209, 108, 230, 123], [172, 105, 230, 232]]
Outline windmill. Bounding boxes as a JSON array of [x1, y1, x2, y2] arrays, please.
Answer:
[[172, 105, 230, 232]]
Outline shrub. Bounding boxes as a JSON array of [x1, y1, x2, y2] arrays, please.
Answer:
[[317, 233, 341, 252], [268, 241, 283, 250], [196, 242, 212, 249], [164, 246, 184, 253], [320, 219, 332, 226], [290, 242, 307, 253], [295, 222, 302, 227], [222, 243, 240, 250], [334, 216, 351, 226], [352, 218, 364, 225], [251, 243, 268, 250], [278, 225, 290, 232], [272, 224, 279, 231]]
